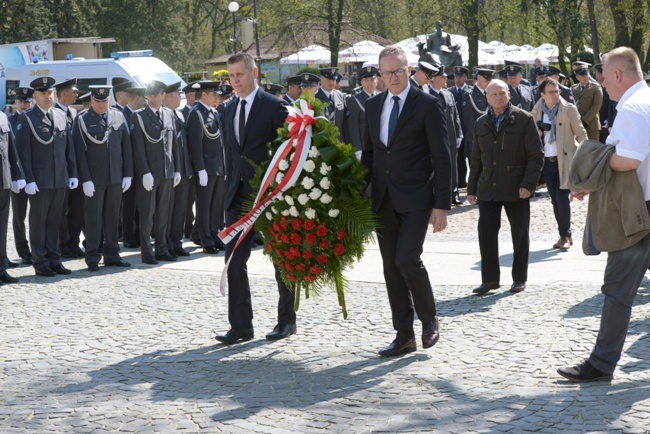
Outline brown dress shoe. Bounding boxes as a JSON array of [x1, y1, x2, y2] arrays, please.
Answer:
[[378, 337, 417, 357], [553, 236, 573, 250]]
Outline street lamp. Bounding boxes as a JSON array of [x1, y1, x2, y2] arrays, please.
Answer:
[[228, 1, 239, 55]]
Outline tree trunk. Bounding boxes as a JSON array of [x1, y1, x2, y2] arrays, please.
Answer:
[[586, 0, 599, 63], [463, 0, 480, 70], [629, 0, 645, 57], [608, 0, 630, 46]]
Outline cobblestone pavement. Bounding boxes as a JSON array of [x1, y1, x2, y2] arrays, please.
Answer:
[[1, 190, 649, 433]]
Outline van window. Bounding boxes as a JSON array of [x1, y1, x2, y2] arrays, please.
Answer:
[[132, 72, 187, 88]]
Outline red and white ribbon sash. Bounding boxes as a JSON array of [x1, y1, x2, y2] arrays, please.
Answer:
[[218, 100, 320, 295]]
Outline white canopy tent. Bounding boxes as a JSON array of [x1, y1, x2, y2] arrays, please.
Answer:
[[280, 45, 332, 65], [338, 40, 384, 64]]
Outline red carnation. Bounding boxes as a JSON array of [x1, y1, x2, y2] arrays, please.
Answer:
[[337, 230, 347, 240], [316, 225, 328, 237], [283, 251, 293, 259], [267, 243, 273, 251], [316, 254, 328, 264], [303, 251, 313, 259], [310, 265, 322, 275], [319, 239, 329, 249], [289, 247, 300, 258], [334, 243, 345, 255], [280, 218, 288, 230], [295, 264, 306, 271], [304, 275, 315, 282], [291, 233, 302, 245], [286, 274, 296, 281], [292, 219, 302, 230], [284, 262, 294, 271], [275, 249, 282, 256], [306, 233, 317, 244], [281, 234, 290, 243], [304, 219, 316, 230]]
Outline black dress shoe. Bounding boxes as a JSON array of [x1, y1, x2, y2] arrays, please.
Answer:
[[0, 272, 18, 283], [451, 195, 464, 205], [142, 257, 159, 265], [105, 259, 131, 267], [8, 260, 19, 268], [73, 246, 85, 257], [266, 323, 297, 340], [168, 250, 178, 259], [123, 241, 140, 248], [60, 249, 77, 259], [156, 253, 177, 262], [472, 282, 500, 295], [203, 246, 219, 254], [174, 247, 190, 257], [21, 253, 33, 265], [422, 318, 440, 349], [252, 232, 264, 246], [378, 337, 417, 357], [215, 328, 254, 345], [87, 263, 100, 272], [36, 267, 57, 277], [192, 239, 202, 247], [52, 264, 72, 275], [215, 239, 226, 250], [510, 282, 526, 293], [557, 360, 613, 383]]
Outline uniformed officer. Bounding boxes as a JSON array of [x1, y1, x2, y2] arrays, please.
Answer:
[[186, 80, 226, 254], [79, 92, 92, 111], [163, 81, 194, 257], [594, 63, 617, 143], [121, 85, 147, 249], [181, 81, 201, 241], [316, 67, 346, 140], [283, 75, 302, 104], [0, 109, 26, 283], [130, 80, 181, 264], [111, 80, 133, 111], [571, 65, 603, 140], [16, 76, 78, 276], [299, 73, 320, 97], [54, 78, 85, 259], [343, 66, 379, 152], [461, 68, 493, 161], [504, 60, 531, 86], [262, 83, 283, 96], [73, 85, 133, 271], [506, 64, 534, 111], [9, 87, 34, 265], [450, 66, 471, 188], [215, 83, 234, 118]]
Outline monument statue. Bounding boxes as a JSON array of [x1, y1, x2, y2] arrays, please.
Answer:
[[418, 21, 462, 74]]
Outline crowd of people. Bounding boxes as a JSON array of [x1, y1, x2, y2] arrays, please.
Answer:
[[1, 46, 648, 384]]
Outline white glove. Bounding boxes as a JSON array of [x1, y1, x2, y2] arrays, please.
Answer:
[[122, 177, 132, 192], [16, 179, 26, 190], [68, 178, 79, 189], [25, 182, 39, 195], [173, 172, 181, 187], [198, 169, 208, 187], [456, 137, 463, 149], [142, 173, 154, 191], [82, 181, 95, 197], [11, 179, 26, 193]]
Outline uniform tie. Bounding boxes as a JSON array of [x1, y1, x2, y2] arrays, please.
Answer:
[[238, 99, 247, 145], [45, 111, 52, 124], [388, 95, 400, 144]]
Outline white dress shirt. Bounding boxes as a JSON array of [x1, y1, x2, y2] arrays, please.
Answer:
[[233, 86, 259, 143], [379, 83, 410, 146]]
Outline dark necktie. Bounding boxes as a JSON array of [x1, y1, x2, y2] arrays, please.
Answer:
[[156, 110, 161, 122], [45, 111, 52, 124], [239, 99, 247, 145], [388, 96, 400, 143]]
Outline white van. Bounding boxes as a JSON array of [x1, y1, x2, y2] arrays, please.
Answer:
[[4, 50, 186, 111]]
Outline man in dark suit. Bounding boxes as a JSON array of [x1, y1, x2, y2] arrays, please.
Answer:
[[216, 52, 295, 345], [130, 80, 181, 264], [283, 75, 302, 104], [461, 68, 493, 162], [72, 85, 133, 271], [15, 76, 78, 277], [186, 81, 226, 254], [315, 67, 346, 140], [362, 46, 451, 357], [9, 87, 34, 265], [0, 110, 26, 283], [343, 66, 379, 152]]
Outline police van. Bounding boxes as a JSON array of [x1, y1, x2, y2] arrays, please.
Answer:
[[3, 49, 186, 111]]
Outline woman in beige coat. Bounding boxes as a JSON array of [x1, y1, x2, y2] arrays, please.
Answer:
[[531, 77, 588, 250]]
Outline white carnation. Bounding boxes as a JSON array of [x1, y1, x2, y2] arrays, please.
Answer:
[[271, 206, 278, 214], [285, 195, 295, 206], [301, 177, 315, 190], [308, 188, 322, 200], [275, 173, 284, 183], [305, 208, 316, 219], [298, 194, 310, 205], [320, 163, 331, 175], [281, 209, 290, 216], [309, 146, 320, 158], [321, 193, 333, 204], [319, 177, 331, 190], [277, 192, 284, 201], [328, 209, 340, 217], [289, 206, 299, 217], [278, 159, 289, 171], [303, 160, 316, 173], [266, 212, 273, 220]]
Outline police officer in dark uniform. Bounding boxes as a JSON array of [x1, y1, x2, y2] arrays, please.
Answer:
[[9, 87, 34, 265], [111, 80, 132, 111], [594, 63, 617, 143], [316, 67, 346, 140], [130, 80, 181, 264], [16, 76, 78, 276], [450, 66, 471, 187], [283, 75, 302, 104], [121, 85, 147, 249], [181, 81, 201, 121], [163, 81, 194, 257], [506, 64, 534, 111], [216, 83, 234, 119], [54, 78, 85, 258], [186, 81, 226, 254], [73, 85, 133, 271], [343, 66, 379, 152], [262, 83, 283, 96], [0, 108, 26, 282], [461, 68, 493, 161]]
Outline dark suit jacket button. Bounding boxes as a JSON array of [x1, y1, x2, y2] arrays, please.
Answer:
[[386, 170, 389, 174]]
